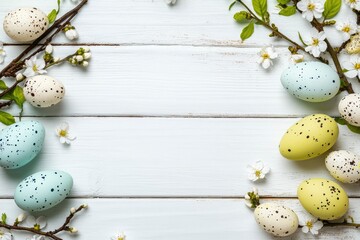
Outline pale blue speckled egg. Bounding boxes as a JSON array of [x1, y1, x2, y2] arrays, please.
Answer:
[[281, 62, 340, 102], [14, 170, 73, 212], [0, 121, 45, 169]]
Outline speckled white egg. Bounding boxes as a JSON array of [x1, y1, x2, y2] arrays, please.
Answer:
[[325, 150, 360, 183], [254, 203, 299, 237], [14, 170, 73, 212], [281, 62, 340, 102], [24, 75, 65, 108], [338, 94, 360, 127], [0, 121, 45, 169], [3, 8, 49, 42]]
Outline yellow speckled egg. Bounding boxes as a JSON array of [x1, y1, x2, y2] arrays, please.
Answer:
[[279, 114, 339, 161], [298, 178, 349, 220]]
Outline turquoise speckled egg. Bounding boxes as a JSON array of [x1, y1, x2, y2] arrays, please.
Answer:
[[0, 121, 45, 169], [14, 170, 73, 212], [281, 62, 340, 102]]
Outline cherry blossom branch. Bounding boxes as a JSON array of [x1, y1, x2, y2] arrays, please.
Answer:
[[0, 0, 88, 79], [0, 205, 86, 240]]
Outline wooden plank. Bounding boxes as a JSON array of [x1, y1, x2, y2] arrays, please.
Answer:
[[0, 117, 358, 197], [0, 0, 354, 46], [0, 198, 359, 239], [1, 46, 352, 117]]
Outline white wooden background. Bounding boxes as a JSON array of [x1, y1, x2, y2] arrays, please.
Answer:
[[0, 0, 360, 239]]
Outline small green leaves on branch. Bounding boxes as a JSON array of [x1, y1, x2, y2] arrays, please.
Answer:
[[279, 6, 297, 16], [234, 11, 252, 22], [0, 111, 15, 125], [323, 0, 342, 19], [48, 0, 61, 24], [335, 117, 360, 134], [241, 20, 255, 41], [252, 0, 269, 22]]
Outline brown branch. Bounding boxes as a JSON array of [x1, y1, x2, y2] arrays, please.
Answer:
[[0, 205, 86, 240], [0, 0, 88, 78], [0, 100, 13, 109]]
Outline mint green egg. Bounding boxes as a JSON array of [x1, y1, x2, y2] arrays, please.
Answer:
[[14, 170, 73, 212], [0, 121, 45, 169], [281, 62, 340, 102]]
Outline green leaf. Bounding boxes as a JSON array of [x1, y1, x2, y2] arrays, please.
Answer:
[[347, 124, 360, 134], [229, 1, 237, 11], [0, 80, 8, 90], [12, 86, 25, 109], [323, 0, 342, 19], [252, 0, 268, 20], [1, 213, 6, 224], [240, 21, 255, 41], [234, 11, 250, 23], [335, 117, 347, 125], [48, 0, 61, 24], [298, 32, 307, 46], [0, 112, 15, 126], [279, 6, 296, 16], [277, 0, 290, 4]]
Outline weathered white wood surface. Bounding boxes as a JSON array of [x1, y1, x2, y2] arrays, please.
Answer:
[[0, 0, 359, 239]]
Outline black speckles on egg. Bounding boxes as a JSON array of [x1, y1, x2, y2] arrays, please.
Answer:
[[254, 203, 299, 237], [0, 121, 45, 169], [338, 94, 360, 127], [297, 178, 349, 220], [24, 75, 65, 108], [14, 170, 73, 212], [325, 150, 360, 183], [280, 61, 340, 103], [279, 114, 339, 161], [3, 8, 49, 42]]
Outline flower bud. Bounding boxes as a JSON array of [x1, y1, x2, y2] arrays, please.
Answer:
[[45, 44, 53, 54], [82, 203, 88, 208], [17, 213, 26, 222], [76, 55, 84, 62], [82, 61, 89, 67], [69, 227, 78, 233], [70, 207, 76, 214], [16, 73, 25, 81], [65, 29, 79, 41], [84, 52, 91, 60], [83, 47, 90, 53]]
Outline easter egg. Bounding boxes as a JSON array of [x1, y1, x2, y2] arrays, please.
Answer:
[[280, 62, 340, 102], [254, 203, 299, 237], [14, 170, 73, 212], [24, 75, 65, 108], [345, 34, 360, 54], [0, 121, 45, 169], [325, 150, 360, 183], [298, 178, 349, 220], [338, 93, 360, 127], [279, 114, 339, 160], [3, 8, 49, 42]]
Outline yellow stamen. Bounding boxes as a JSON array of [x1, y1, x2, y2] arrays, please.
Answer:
[[355, 63, 360, 70], [59, 130, 67, 137], [342, 26, 351, 33], [261, 53, 270, 59], [307, 3, 315, 10], [312, 38, 319, 46], [306, 221, 313, 229], [32, 65, 38, 72], [255, 170, 261, 177], [34, 224, 40, 231]]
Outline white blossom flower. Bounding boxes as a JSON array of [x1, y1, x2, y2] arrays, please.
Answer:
[[305, 29, 327, 57], [16, 213, 27, 223], [299, 213, 323, 235], [65, 29, 79, 41], [0, 228, 12, 240], [26, 216, 47, 230], [336, 19, 358, 41], [23, 54, 47, 78], [111, 233, 126, 240], [247, 160, 270, 181], [290, 54, 305, 64], [45, 44, 53, 54], [343, 54, 360, 78], [297, 0, 325, 22], [244, 187, 260, 208], [165, 0, 177, 5], [257, 46, 278, 69], [27, 235, 45, 240], [55, 122, 76, 144], [345, 0, 360, 10], [0, 42, 6, 64]]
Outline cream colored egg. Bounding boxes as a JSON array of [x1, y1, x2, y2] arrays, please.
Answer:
[[339, 94, 360, 127], [325, 150, 360, 183], [298, 178, 349, 220], [254, 203, 299, 237], [3, 8, 49, 42], [24, 75, 65, 108], [345, 34, 360, 54]]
